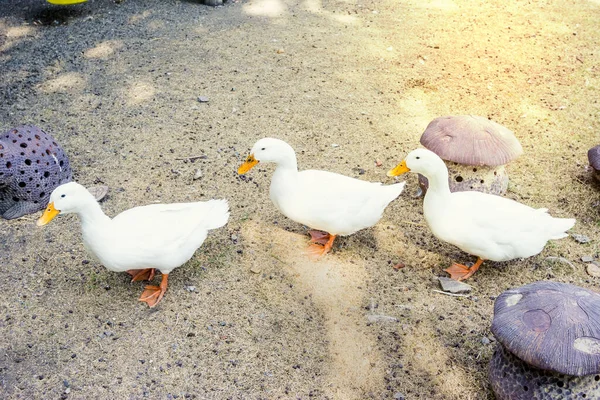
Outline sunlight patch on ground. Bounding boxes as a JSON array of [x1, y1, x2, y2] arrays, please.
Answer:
[[83, 40, 123, 59], [147, 20, 166, 31], [403, 324, 477, 397], [243, 0, 288, 17], [329, 13, 360, 25], [302, 0, 322, 13], [38, 72, 86, 94], [418, 0, 459, 11], [517, 98, 552, 122], [125, 81, 156, 105], [241, 219, 384, 399], [5, 25, 34, 39], [395, 88, 435, 134], [128, 10, 152, 24], [0, 23, 36, 53]]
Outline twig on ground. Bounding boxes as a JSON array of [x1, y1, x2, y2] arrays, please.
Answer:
[[367, 314, 399, 323], [175, 155, 207, 161], [432, 289, 470, 298], [545, 256, 576, 270]]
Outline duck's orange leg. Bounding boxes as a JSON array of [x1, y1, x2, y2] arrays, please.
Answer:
[[444, 257, 484, 281], [307, 233, 337, 258], [308, 230, 331, 245], [126, 268, 156, 282], [139, 273, 169, 308]]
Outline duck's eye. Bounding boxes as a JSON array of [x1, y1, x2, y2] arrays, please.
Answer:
[[416, 156, 420, 160], [261, 147, 266, 151], [60, 194, 66, 198]]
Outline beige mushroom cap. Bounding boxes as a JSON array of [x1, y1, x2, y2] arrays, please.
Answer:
[[420, 115, 523, 166]]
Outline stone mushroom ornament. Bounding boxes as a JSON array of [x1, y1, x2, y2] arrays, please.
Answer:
[[0, 126, 72, 220], [489, 281, 600, 399], [588, 144, 600, 182], [418, 115, 523, 195]]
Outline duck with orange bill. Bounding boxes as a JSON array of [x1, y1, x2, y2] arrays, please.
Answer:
[[37, 182, 229, 307], [238, 138, 405, 257], [387, 148, 576, 280]]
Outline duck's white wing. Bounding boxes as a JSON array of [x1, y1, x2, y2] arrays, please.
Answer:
[[446, 191, 574, 261], [286, 170, 403, 235], [102, 200, 229, 271]]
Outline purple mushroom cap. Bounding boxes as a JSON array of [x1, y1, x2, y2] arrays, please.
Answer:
[[420, 115, 523, 166], [0, 125, 72, 219], [588, 145, 600, 171], [491, 281, 600, 376]]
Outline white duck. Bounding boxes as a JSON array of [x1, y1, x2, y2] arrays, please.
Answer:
[[238, 138, 405, 256], [387, 148, 575, 280], [37, 182, 229, 307]]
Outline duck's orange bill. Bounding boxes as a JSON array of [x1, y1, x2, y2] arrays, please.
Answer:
[[387, 160, 410, 177], [37, 202, 60, 226], [238, 155, 259, 175]]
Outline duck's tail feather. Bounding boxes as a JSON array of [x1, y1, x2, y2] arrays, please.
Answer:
[[383, 181, 406, 203], [548, 217, 576, 240], [202, 199, 230, 230]]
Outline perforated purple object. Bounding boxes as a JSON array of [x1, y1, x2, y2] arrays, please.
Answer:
[[0, 126, 72, 219]]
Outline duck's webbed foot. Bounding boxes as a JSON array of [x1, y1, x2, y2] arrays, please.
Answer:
[[127, 268, 156, 282], [139, 273, 169, 308], [307, 233, 337, 258], [444, 257, 484, 281]]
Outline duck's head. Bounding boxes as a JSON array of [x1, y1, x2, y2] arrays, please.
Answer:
[[387, 148, 446, 178], [238, 138, 296, 174], [37, 182, 93, 226]]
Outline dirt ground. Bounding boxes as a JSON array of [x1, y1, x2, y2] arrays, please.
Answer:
[[0, 0, 599, 399]]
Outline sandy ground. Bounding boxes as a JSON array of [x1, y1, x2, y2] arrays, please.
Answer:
[[1, 0, 599, 399]]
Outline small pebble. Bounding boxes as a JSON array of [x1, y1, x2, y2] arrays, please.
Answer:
[[481, 337, 491, 345], [250, 266, 261, 274], [581, 255, 594, 263], [392, 262, 405, 270], [438, 277, 472, 294], [331, 143, 339, 148], [197, 96, 209, 103], [193, 169, 203, 180], [572, 233, 591, 243], [586, 264, 600, 278], [185, 286, 196, 292]]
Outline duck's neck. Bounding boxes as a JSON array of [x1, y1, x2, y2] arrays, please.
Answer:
[[270, 153, 299, 207], [77, 199, 112, 230], [422, 165, 452, 212]]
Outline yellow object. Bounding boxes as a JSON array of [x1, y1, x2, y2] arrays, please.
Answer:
[[238, 155, 258, 174], [37, 202, 60, 226], [47, 0, 88, 5], [386, 160, 410, 177]]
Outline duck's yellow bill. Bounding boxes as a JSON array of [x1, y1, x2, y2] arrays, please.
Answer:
[[37, 202, 60, 226], [47, 0, 88, 5], [238, 155, 259, 175], [387, 160, 410, 177]]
